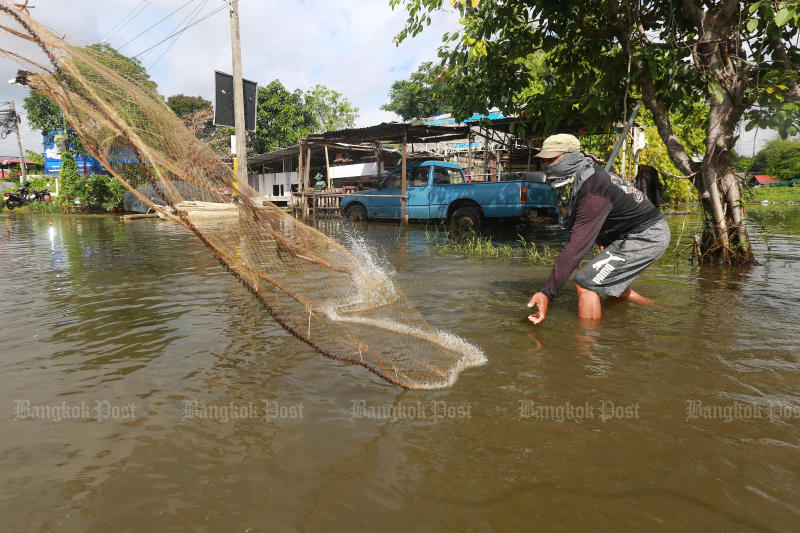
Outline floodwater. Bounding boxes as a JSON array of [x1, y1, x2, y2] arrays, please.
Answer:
[[1, 209, 799, 532]]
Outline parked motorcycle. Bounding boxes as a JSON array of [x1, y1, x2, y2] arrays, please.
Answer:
[[2, 182, 50, 210], [3, 182, 31, 210], [33, 187, 51, 203]]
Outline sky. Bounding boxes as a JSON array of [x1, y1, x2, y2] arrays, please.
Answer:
[[0, 0, 461, 157], [0, 0, 775, 159]]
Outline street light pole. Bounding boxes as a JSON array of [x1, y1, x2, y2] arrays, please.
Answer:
[[10, 100, 27, 184]]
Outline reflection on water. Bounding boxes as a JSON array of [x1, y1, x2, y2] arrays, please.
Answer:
[[1, 210, 799, 531]]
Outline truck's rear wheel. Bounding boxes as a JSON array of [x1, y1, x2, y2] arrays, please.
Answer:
[[344, 203, 367, 222], [449, 206, 483, 234]]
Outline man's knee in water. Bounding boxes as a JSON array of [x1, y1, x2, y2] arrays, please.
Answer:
[[573, 267, 594, 291]]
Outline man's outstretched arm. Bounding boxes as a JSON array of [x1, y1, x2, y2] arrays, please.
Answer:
[[527, 195, 611, 324]]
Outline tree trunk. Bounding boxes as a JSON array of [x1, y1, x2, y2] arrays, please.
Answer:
[[694, 107, 754, 264]]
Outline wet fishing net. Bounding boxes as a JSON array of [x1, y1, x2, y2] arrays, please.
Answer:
[[0, 4, 485, 389]]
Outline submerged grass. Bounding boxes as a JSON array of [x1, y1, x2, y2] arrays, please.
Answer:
[[746, 186, 800, 204], [424, 229, 559, 264]]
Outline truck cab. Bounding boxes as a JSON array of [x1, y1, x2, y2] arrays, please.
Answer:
[[341, 160, 559, 231]]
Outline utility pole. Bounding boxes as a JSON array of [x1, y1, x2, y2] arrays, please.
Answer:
[[228, 0, 247, 193], [10, 100, 26, 184]]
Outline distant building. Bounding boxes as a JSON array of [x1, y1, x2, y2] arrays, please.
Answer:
[[749, 174, 779, 187]]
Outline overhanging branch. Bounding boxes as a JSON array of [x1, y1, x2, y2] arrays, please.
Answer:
[[766, 36, 800, 101], [634, 57, 699, 176]]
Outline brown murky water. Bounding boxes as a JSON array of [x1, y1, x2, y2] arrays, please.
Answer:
[[1, 210, 799, 532]]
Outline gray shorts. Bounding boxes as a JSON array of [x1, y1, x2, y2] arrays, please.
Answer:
[[574, 218, 670, 297]]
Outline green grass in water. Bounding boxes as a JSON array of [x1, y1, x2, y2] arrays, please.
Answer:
[[746, 186, 800, 204], [424, 230, 558, 264]]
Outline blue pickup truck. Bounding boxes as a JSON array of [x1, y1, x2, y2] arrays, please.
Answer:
[[340, 160, 559, 231]]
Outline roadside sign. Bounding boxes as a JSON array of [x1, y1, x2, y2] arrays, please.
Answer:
[[213, 70, 257, 131]]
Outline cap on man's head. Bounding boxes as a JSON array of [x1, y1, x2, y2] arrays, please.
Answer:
[[534, 133, 580, 159]]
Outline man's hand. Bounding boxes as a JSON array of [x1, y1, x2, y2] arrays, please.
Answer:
[[527, 292, 549, 324]]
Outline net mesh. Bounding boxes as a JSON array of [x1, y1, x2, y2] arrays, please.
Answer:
[[0, 5, 485, 389]]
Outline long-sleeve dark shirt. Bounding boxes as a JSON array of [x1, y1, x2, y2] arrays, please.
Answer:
[[540, 167, 663, 300]]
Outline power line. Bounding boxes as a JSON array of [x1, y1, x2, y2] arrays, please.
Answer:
[[118, 0, 198, 51], [102, 0, 153, 43], [133, 3, 228, 59], [138, 0, 207, 63], [146, 0, 210, 68]]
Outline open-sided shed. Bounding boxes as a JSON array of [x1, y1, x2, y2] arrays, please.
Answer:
[[300, 123, 470, 222]]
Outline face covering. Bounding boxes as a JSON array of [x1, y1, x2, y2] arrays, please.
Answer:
[[543, 151, 596, 228], [542, 151, 594, 182]]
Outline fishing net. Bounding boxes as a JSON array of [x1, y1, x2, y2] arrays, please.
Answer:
[[0, 4, 485, 389]]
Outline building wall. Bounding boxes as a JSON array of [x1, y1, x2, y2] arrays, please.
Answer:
[[249, 171, 300, 202]]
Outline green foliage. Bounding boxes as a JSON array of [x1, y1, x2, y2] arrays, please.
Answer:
[[166, 94, 211, 118], [85, 175, 127, 211], [747, 184, 800, 203], [424, 228, 558, 263], [731, 152, 753, 172], [306, 85, 359, 132], [57, 156, 126, 212], [24, 150, 44, 166], [59, 151, 81, 200], [577, 104, 704, 205], [252, 80, 316, 153], [392, 0, 800, 170], [381, 61, 453, 120], [84, 43, 157, 91], [251, 80, 360, 153], [749, 138, 800, 180], [23, 43, 158, 155]]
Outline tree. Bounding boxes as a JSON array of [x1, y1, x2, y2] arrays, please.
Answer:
[[24, 149, 44, 166], [24, 43, 157, 155], [306, 84, 359, 132], [393, 0, 800, 264], [731, 151, 753, 172], [381, 61, 453, 120], [166, 94, 211, 118], [251, 80, 360, 153], [750, 138, 800, 179], [252, 80, 316, 154]]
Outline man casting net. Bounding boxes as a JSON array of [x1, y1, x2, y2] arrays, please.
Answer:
[[0, 4, 485, 389]]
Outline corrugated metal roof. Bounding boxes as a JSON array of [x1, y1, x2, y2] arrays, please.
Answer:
[[305, 122, 470, 144], [424, 112, 507, 126], [751, 175, 779, 183]]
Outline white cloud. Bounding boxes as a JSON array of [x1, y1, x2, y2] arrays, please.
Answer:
[[0, 0, 460, 156], [3, 2, 773, 159]]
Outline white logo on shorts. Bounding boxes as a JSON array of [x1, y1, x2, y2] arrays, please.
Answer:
[[591, 251, 625, 284]]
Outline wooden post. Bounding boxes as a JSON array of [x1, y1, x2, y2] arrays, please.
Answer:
[[467, 131, 474, 180], [483, 127, 489, 180], [298, 142, 304, 189], [297, 143, 304, 216], [374, 146, 380, 182], [497, 150, 502, 179], [324, 145, 331, 189], [401, 129, 408, 226], [305, 147, 311, 189]]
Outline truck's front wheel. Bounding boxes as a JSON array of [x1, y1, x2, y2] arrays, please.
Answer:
[[449, 206, 483, 234]]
